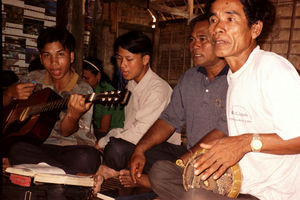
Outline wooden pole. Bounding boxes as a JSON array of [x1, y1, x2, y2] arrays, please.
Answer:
[[152, 26, 160, 72], [69, 0, 85, 74], [187, 0, 194, 23]]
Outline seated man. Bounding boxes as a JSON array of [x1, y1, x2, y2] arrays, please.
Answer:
[[93, 31, 181, 193], [128, 14, 229, 197], [6, 26, 101, 175], [150, 0, 300, 199]]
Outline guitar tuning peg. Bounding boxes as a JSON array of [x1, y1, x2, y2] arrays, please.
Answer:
[[110, 91, 115, 94]]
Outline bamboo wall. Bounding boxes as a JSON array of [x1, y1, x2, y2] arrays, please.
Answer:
[[2, 0, 299, 84]]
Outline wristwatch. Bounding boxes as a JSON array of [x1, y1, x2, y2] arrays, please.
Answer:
[[175, 159, 185, 168], [250, 134, 262, 152]]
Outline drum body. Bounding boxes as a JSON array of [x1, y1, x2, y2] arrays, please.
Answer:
[[182, 150, 242, 198]]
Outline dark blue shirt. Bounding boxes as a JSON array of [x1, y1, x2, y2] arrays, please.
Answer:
[[160, 65, 229, 148]]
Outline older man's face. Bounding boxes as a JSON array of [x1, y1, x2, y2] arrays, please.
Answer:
[[208, 0, 258, 60], [189, 20, 219, 67]]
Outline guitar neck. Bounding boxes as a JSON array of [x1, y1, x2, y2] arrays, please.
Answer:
[[28, 98, 70, 116], [28, 90, 130, 116]]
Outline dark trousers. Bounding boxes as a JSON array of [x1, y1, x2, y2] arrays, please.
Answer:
[[8, 141, 101, 174], [103, 137, 186, 173], [149, 160, 259, 200]]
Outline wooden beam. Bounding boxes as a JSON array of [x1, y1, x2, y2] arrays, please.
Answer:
[[174, 4, 204, 10], [150, 0, 165, 4], [110, 2, 118, 33], [56, 0, 70, 28], [188, 0, 193, 20], [118, 22, 153, 33], [68, 0, 84, 74], [286, 0, 297, 60], [152, 26, 160, 72], [150, 3, 189, 18]]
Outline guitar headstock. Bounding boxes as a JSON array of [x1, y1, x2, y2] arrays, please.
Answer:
[[87, 89, 131, 106]]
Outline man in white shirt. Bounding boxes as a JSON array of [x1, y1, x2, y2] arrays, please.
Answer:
[[93, 31, 181, 193], [183, 0, 300, 200]]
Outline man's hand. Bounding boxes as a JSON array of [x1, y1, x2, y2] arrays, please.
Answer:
[[3, 82, 35, 106], [67, 94, 92, 119], [129, 150, 146, 184], [178, 150, 194, 167], [193, 135, 251, 181], [60, 94, 92, 137], [10, 82, 35, 100]]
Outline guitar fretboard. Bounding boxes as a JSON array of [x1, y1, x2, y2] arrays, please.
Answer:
[[29, 98, 70, 116], [27, 90, 130, 116]]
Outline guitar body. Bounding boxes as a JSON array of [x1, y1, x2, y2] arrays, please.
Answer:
[[1, 87, 131, 156], [1, 88, 62, 154]]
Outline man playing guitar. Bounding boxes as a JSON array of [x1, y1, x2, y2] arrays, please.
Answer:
[[3, 26, 101, 175]]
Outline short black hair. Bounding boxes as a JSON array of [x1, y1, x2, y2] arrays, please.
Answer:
[[37, 26, 76, 52], [113, 31, 152, 58], [205, 0, 275, 38], [189, 13, 209, 30]]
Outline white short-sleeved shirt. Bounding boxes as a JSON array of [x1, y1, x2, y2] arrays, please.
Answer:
[[98, 67, 181, 148], [227, 46, 300, 200]]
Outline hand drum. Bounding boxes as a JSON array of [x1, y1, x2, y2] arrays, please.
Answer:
[[182, 150, 242, 198]]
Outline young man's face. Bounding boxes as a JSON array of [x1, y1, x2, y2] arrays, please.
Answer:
[[40, 41, 74, 81], [208, 0, 258, 59], [115, 46, 149, 83], [189, 20, 219, 67]]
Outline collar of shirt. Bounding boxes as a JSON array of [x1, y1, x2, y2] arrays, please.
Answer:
[[44, 68, 79, 92], [127, 67, 154, 95], [197, 64, 230, 77], [227, 45, 260, 79]]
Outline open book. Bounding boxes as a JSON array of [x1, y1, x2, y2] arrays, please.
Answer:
[[96, 193, 115, 200], [5, 162, 94, 187]]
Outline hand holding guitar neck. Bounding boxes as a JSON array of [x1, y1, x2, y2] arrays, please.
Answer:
[[67, 94, 92, 119], [60, 94, 93, 137]]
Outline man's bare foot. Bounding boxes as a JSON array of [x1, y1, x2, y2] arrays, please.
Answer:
[[93, 174, 104, 195], [119, 169, 138, 188], [97, 164, 119, 179], [93, 165, 119, 194], [119, 169, 152, 189]]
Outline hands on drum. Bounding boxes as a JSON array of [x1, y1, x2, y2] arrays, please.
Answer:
[[193, 135, 249, 181], [182, 135, 249, 198]]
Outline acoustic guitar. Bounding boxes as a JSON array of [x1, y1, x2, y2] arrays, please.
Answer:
[[1, 88, 131, 152]]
